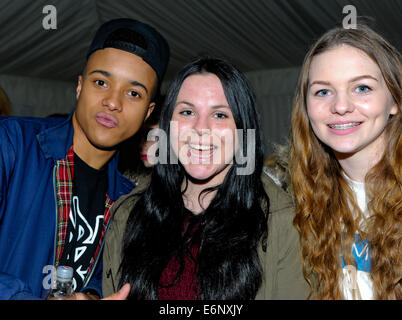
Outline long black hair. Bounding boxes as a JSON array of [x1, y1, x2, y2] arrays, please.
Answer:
[[119, 56, 269, 299]]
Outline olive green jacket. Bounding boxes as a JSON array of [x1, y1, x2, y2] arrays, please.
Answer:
[[102, 173, 309, 299]]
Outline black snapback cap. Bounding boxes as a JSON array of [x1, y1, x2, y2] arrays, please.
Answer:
[[87, 18, 170, 82]]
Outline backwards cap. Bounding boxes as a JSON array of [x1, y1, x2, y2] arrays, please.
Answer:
[[87, 18, 170, 82]]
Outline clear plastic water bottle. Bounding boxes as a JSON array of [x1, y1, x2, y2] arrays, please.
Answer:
[[47, 266, 74, 299]]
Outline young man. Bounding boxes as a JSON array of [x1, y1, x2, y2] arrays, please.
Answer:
[[0, 18, 169, 299]]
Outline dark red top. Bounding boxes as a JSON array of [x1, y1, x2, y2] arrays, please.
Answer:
[[158, 213, 201, 300]]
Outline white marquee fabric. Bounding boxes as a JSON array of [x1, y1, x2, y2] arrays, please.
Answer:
[[1, 0, 400, 155]]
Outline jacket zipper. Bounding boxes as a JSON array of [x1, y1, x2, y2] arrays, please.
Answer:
[[52, 164, 58, 267]]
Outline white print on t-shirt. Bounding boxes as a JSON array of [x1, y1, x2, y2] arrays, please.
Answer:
[[67, 196, 103, 289], [70, 196, 103, 246]]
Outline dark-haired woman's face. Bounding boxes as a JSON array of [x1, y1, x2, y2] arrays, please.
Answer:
[[171, 73, 237, 183]]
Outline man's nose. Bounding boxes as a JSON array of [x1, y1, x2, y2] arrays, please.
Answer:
[[102, 90, 122, 111]]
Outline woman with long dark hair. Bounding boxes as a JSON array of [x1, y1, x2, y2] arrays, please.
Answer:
[[289, 24, 401, 299], [102, 56, 308, 299]]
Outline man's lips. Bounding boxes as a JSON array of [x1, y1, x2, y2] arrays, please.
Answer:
[[95, 112, 118, 128]]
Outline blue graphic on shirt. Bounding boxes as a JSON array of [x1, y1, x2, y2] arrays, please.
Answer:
[[341, 236, 371, 272]]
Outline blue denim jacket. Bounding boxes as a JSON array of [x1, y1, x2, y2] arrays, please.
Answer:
[[0, 113, 134, 299]]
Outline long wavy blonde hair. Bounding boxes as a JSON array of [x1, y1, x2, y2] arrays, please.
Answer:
[[289, 25, 401, 299]]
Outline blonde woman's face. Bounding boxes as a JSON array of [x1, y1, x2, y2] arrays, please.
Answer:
[[306, 44, 398, 160]]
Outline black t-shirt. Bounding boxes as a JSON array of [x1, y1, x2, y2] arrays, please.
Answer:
[[59, 153, 108, 291]]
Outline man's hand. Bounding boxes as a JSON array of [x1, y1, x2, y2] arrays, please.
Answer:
[[102, 283, 130, 300], [49, 284, 131, 300]]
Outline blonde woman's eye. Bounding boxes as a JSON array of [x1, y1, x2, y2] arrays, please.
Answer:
[[315, 89, 330, 96], [356, 85, 371, 93]]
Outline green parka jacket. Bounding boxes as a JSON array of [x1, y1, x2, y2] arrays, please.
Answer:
[[102, 173, 309, 299]]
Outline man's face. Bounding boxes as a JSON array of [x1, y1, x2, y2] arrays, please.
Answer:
[[74, 47, 157, 151]]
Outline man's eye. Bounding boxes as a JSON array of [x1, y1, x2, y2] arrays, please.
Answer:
[[95, 80, 106, 87], [129, 91, 140, 98]]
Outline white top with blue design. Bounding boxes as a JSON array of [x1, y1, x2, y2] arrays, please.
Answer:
[[340, 176, 373, 300]]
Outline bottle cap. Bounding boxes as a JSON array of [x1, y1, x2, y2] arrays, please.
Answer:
[[56, 265, 74, 282]]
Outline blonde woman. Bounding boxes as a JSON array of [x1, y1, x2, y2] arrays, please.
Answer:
[[289, 25, 401, 299]]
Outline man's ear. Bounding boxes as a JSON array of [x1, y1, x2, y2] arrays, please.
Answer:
[[144, 102, 156, 122], [76, 75, 83, 100]]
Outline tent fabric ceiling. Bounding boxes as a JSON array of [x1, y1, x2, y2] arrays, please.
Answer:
[[0, 0, 401, 83], [1, 0, 400, 156]]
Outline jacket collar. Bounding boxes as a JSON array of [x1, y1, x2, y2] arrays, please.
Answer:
[[37, 111, 75, 161], [37, 111, 135, 200]]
